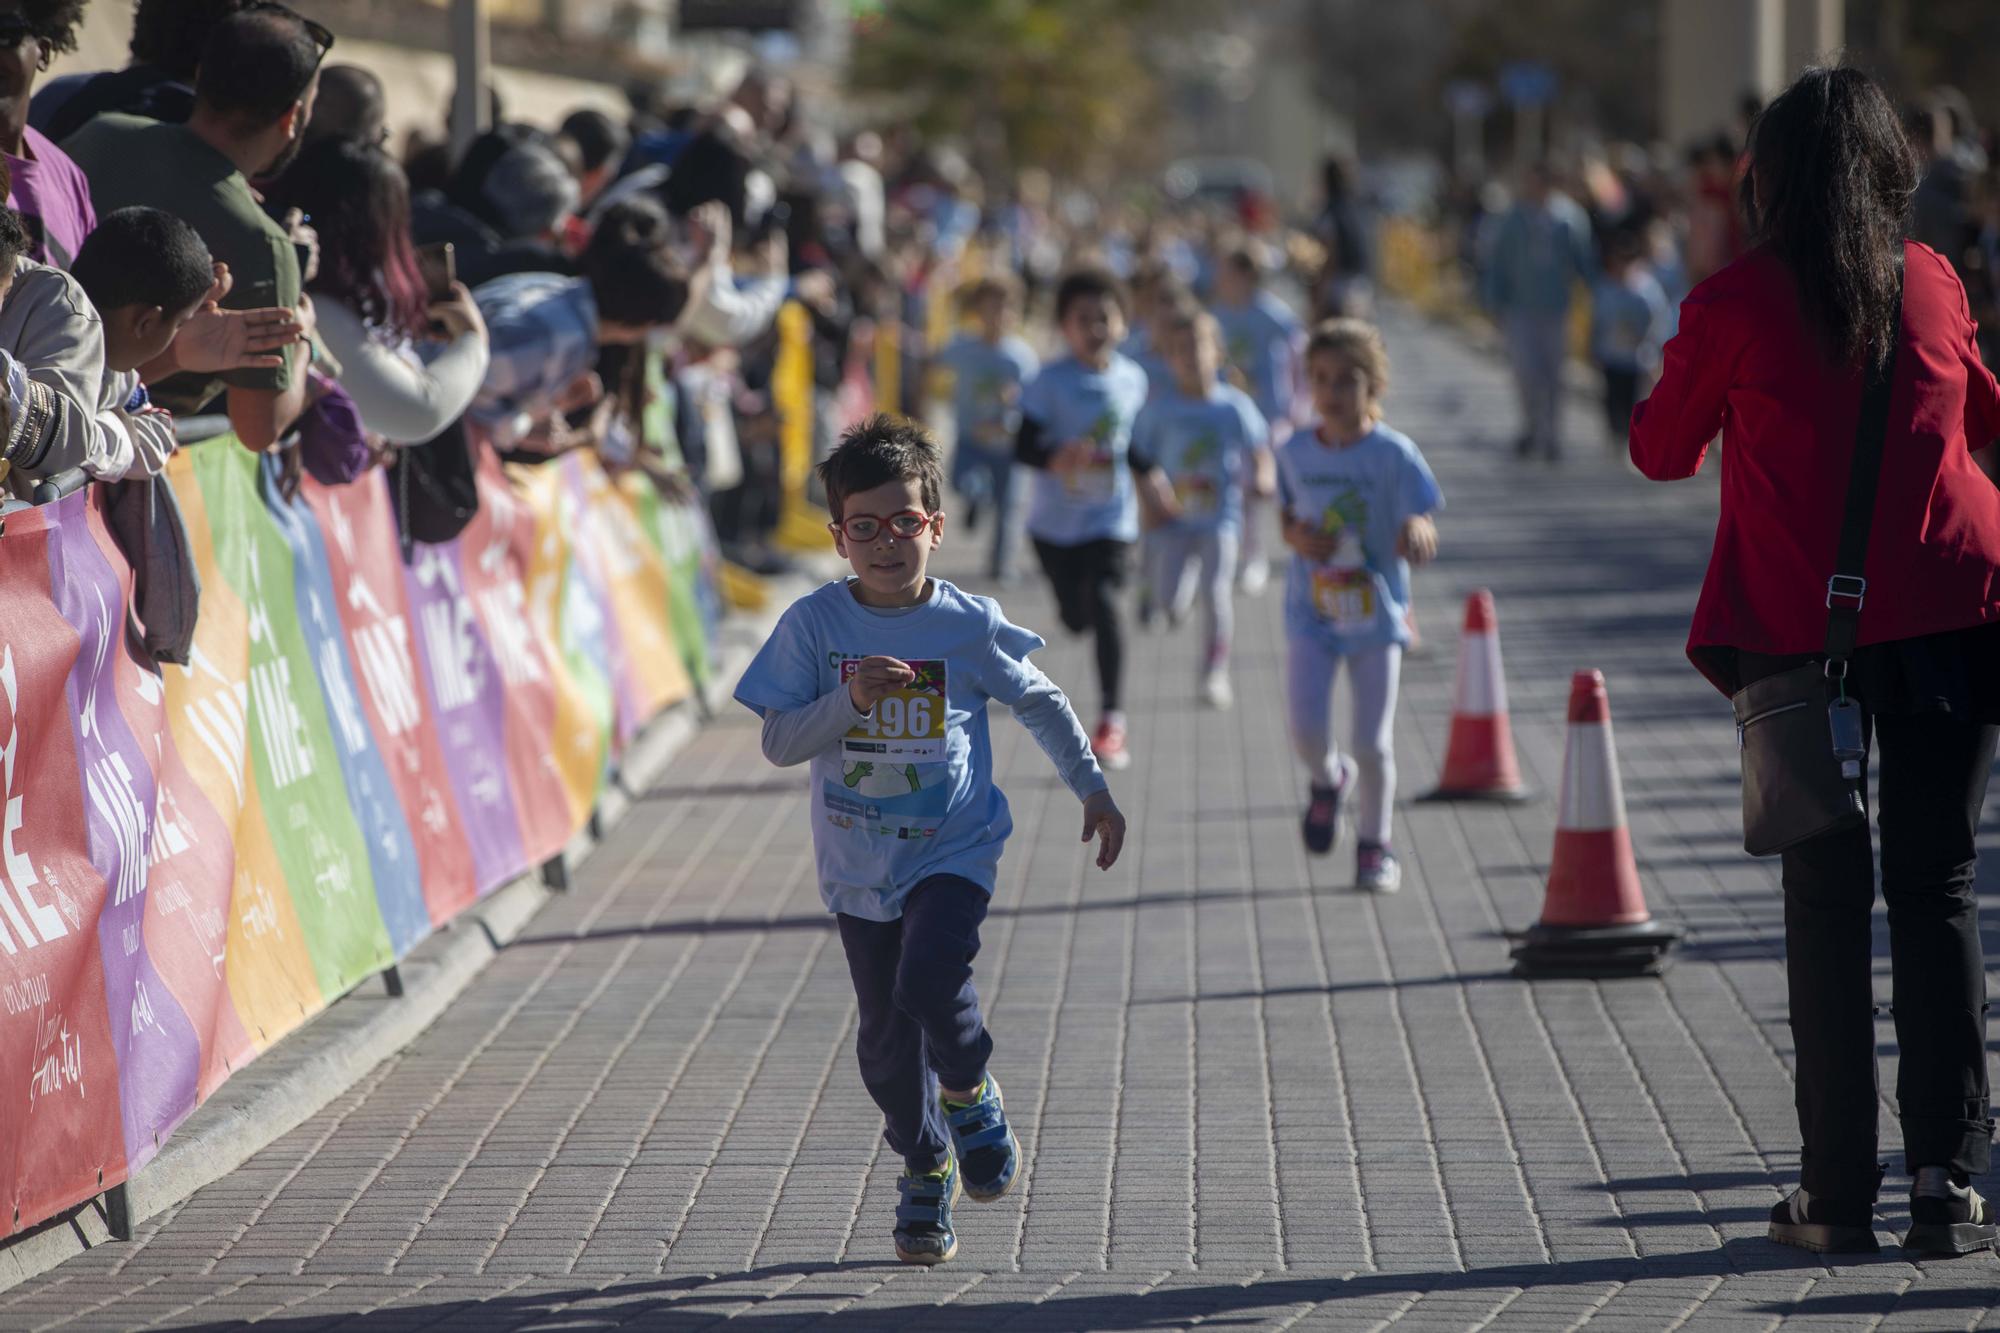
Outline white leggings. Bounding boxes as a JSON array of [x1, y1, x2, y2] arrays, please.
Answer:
[[1148, 525, 1238, 665], [1286, 639, 1401, 847]]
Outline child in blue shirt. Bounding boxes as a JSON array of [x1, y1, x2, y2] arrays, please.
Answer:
[[1014, 267, 1175, 771], [736, 415, 1127, 1267], [1130, 304, 1272, 708], [1277, 319, 1442, 892], [1589, 230, 1670, 449], [1211, 246, 1304, 596], [933, 275, 1038, 579]]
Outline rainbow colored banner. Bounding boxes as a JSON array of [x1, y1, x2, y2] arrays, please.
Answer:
[[0, 434, 719, 1238]]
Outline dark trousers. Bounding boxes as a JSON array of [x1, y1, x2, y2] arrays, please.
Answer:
[[1032, 536, 1130, 714], [1780, 710, 1998, 1201], [837, 876, 995, 1172], [1600, 364, 1640, 443]]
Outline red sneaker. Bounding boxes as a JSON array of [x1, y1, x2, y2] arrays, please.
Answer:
[[1090, 718, 1130, 771]]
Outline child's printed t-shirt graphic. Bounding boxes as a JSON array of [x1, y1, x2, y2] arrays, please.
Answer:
[[734, 579, 1055, 921], [1132, 383, 1268, 533], [1021, 353, 1150, 545], [936, 334, 1038, 452], [1276, 423, 1443, 651]]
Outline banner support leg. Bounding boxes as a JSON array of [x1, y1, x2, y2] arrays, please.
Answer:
[[381, 965, 405, 998], [105, 1183, 132, 1241]]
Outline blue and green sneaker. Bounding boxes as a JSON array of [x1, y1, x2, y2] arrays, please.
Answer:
[[942, 1075, 1019, 1203], [893, 1155, 962, 1265]]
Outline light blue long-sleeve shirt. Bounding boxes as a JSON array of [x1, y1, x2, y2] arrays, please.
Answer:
[[1480, 196, 1596, 316]]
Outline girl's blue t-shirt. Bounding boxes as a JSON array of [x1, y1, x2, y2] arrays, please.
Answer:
[[1275, 422, 1444, 652], [733, 578, 1050, 921], [1131, 382, 1268, 535], [1020, 352, 1150, 545]]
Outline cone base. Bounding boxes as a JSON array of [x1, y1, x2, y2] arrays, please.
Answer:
[[1417, 785, 1535, 805], [1510, 920, 1682, 979]]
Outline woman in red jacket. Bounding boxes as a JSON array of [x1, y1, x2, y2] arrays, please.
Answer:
[[1633, 67, 2000, 1258]]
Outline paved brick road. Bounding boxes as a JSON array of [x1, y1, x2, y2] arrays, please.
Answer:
[[8, 310, 2000, 1329]]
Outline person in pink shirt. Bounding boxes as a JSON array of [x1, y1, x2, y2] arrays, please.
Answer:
[[0, 0, 95, 268]]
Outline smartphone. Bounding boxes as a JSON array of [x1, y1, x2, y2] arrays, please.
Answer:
[[416, 242, 456, 302]]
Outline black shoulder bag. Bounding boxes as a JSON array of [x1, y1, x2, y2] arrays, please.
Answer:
[[1732, 265, 1902, 857]]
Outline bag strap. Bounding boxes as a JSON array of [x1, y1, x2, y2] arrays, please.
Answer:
[[1823, 254, 1905, 668]]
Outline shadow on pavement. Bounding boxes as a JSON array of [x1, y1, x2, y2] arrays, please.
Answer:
[[508, 887, 1323, 948], [170, 1241, 1974, 1331]]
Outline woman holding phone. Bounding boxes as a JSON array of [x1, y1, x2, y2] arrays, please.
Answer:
[[1632, 67, 2000, 1258], [267, 136, 488, 444]]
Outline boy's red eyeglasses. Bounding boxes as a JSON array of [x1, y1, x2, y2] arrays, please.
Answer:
[[831, 509, 938, 543]]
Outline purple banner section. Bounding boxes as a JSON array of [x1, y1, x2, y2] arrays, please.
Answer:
[[400, 539, 528, 894], [43, 494, 201, 1169]]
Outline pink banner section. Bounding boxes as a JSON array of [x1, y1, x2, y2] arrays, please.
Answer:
[[0, 435, 718, 1238]]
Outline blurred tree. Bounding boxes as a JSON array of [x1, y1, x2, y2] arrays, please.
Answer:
[[848, 0, 1188, 181]]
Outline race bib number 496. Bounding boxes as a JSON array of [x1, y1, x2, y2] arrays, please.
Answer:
[[840, 659, 948, 762]]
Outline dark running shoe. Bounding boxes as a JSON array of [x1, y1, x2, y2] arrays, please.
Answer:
[[1768, 1188, 1879, 1255], [1302, 772, 1347, 856], [1904, 1167, 1999, 1258], [942, 1075, 1019, 1202], [893, 1155, 963, 1265]]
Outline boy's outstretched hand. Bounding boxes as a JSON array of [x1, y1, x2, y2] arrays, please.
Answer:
[[847, 656, 916, 712], [1081, 789, 1126, 870]]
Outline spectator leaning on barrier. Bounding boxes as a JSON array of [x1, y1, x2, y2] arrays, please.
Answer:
[[0, 0, 95, 270], [63, 4, 327, 451], [0, 172, 105, 487], [469, 196, 689, 454], [1632, 67, 2000, 1258], [32, 0, 247, 142], [270, 137, 489, 445], [70, 206, 303, 480]]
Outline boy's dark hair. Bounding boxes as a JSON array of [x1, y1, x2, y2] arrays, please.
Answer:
[[559, 108, 629, 174], [71, 207, 215, 315], [1224, 247, 1261, 279], [195, 9, 321, 128], [582, 198, 691, 328], [1054, 266, 1125, 323], [816, 414, 944, 523]]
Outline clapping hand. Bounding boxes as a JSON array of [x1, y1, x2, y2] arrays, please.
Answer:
[[169, 264, 307, 374]]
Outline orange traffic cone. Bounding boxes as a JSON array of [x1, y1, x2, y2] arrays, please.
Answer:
[[1421, 590, 1531, 802], [1510, 670, 1679, 978]]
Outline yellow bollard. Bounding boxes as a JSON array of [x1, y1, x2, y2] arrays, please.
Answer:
[[771, 301, 836, 553], [874, 307, 902, 422]]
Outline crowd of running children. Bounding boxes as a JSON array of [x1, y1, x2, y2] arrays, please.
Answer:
[[740, 219, 1442, 1266]]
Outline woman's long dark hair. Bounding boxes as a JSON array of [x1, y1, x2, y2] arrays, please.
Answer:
[[268, 137, 429, 340], [1741, 66, 1917, 369]]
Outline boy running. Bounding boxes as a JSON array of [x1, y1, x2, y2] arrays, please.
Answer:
[[1130, 304, 1272, 708], [736, 415, 1127, 1265], [1015, 266, 1175, 769], [1278, 319, 1441, 892], [933, 275, 1038, 579]]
